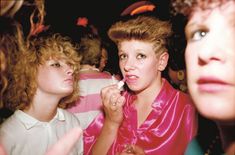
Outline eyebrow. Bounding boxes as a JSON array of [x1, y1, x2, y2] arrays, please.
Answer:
[[185, 22, 196, 38]]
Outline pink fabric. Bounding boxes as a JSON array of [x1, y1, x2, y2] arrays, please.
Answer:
[[84, 79, 197, 155], [68, 94, 102, 113], [79, 72, 114, 80], [67, 72, 116, 113]]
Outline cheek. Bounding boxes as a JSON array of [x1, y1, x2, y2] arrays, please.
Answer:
[[141, 62, 158, 78], [37, 74, 51, 86], [119, 61, 125, 69], [135, 61, 151, 72], [38, 70, 57, 84], [185, 48, 196, 81], [185, 46, 195, 67], [145, 64, 155, 72]]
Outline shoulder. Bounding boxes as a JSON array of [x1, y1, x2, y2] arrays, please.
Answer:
[[0, 112, 20, 131], [162, 80, 196, 114], [58, 108, 81, 126], [162, 79, 193, 104], [178, 91, 195, 108], [0, 112, 20, 141], [58, 108, 78, 119]]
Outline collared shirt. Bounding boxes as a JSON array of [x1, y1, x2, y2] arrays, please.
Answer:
[[0, 108, 83, 155], [84, 79, 197, 155]]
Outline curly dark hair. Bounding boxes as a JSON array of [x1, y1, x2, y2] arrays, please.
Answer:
[[171, 0, 234, 17]]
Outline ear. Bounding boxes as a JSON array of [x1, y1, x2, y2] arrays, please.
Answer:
[[157, 52, 169, 71]]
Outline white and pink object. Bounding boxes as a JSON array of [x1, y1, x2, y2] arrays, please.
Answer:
[[117, 77, 126, 90]]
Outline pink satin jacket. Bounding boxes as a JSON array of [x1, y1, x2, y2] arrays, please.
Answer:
[[84, 79, 197, 155]]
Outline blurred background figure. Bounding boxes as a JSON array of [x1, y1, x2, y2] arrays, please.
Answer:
[[99, 44, 109, 72], [66, 34, 119, 129], [0, 0, 24, 17], [0, 17, 25, 123]]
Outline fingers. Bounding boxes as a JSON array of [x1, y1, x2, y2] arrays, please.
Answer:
[[101, 84, 124, 109], [116, 96, 125, 107], [110, 94, 118, 106], [45, 127, 82, 155], [109, 95, 125, 111], [131, 145, 145, 155], [121, 144, 145, 155], [100, 85, 117, 105], [100, 85, 125, 125], [124, 144, 134, 154]]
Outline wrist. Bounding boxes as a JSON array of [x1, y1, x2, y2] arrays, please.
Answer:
[[103, 119, 120, 132]]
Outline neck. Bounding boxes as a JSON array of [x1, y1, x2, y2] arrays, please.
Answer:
[[217, 122, 235, 154], [24, 104, 57, 122], [134, 77, 163, 107], [24, 90, 61, 122]]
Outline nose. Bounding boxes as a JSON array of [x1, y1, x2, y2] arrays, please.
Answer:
[[198, 36, 225, 65], [66, 65, 74, 76], [122, 58, 135, 72]]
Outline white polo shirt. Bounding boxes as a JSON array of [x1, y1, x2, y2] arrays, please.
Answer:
[[0, 108, 83, 155]]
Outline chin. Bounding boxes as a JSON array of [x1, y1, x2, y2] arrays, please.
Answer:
[[195, 98, 235, 122], [61, 89, 73, 95]]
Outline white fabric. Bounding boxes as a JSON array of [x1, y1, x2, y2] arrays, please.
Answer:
[[0, 108, 83, 155], [79, 77, 118, 96], [74, 110, 100, 129]]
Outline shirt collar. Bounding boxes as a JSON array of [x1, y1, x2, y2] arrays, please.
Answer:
[[16, 108, 65, 130], [152, 78, 177, 110], [56, 108, 65, 121]]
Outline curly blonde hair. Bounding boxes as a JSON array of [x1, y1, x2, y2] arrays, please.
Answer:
[[108, 15, 172, 55], [5, 34, 81, 110]]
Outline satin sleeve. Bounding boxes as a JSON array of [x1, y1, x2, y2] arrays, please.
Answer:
[[83, 113, 104, 155]]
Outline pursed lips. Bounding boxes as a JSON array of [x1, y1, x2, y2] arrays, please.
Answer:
[[64, 78, 74, 84], [197, 76, 232, 93]]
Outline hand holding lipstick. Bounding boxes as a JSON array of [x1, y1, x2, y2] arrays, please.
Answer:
[[100, 78, 126, 126], [117, 77, 126, 90]]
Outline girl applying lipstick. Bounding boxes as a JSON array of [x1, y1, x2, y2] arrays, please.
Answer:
[[84, 15, 197, 155]]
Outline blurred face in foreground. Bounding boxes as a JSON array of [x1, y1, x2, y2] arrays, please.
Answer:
[[185, 1, 235, 122]]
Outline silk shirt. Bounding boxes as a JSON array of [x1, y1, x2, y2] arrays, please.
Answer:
[[84, 79, 197, 155]]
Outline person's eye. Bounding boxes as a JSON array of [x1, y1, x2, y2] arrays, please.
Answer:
[[191, 30, 207, 41], [119, 54, 127, 60], [137, 53, 146, 59], [51, 62, 61, 67]]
